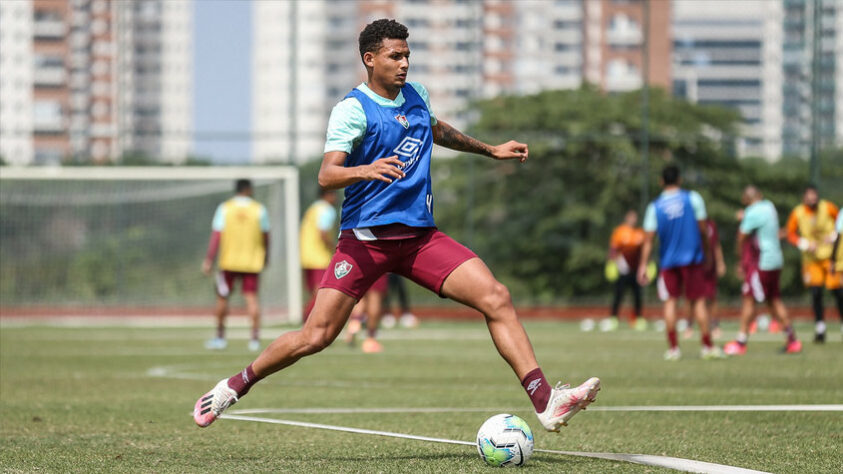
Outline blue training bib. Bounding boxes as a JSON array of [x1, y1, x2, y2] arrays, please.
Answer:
[[340, 85, 435, 230], [654, 190, 704, 269]]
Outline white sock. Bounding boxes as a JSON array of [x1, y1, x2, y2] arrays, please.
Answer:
[[815, 321, 827, 334]]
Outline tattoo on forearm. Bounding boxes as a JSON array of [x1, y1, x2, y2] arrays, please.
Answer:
[[433, 121, 493, 157]]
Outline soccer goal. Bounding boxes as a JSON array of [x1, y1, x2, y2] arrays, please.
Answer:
[[0, 166, 302, 323]]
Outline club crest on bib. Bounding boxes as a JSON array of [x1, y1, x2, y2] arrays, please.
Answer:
[[334, 260, 353, 279], [394, 114, 410, 129]]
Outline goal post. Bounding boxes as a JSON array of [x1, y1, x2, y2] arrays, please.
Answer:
[[0, 166, 302, 324]]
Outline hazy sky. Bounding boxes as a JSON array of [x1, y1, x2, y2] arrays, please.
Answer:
[[193, 0, 251, 163]]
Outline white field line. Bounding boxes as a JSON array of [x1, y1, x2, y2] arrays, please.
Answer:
[[219, 413, 768, 474], [229, 404, 843, 416]]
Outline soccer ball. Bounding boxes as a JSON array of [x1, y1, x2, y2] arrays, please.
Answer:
[[476, 414, 534, 467]]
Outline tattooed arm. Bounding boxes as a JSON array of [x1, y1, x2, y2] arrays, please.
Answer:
[[432, 120, 528, 162]]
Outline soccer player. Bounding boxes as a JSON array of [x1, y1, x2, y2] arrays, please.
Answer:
[[202, 179, 270, 352], [637, 165, 724, 360], [724, 186, 801, 355], [603, 209, 646, 331], [300, 188, 338, 322], [193, 19, 599, 432], [785, 185, 842, 343], [682, 217, 726, 339]]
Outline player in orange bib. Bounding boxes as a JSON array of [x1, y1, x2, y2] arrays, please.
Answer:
[[604, 210, 647, 331], [785, 185, 841, 343], [202, 179, 270, 352]]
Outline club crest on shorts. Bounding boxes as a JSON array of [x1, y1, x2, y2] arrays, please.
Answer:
[[334, 260, 353, 279], [395, 114, 410, 129]]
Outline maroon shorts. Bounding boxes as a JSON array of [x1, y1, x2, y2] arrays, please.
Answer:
[[742, 269, 781, 303], [319, 229, 477, 300], [304, 268, 326, 293], [216, 271, 259, 297], [369, 274, 389, 294], [657, 263, 706, 301]]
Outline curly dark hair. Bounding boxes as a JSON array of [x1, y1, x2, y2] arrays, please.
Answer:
[[358, 19, 409, 62]]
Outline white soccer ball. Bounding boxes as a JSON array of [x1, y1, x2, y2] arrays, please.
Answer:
[[476, 414, 534, 467], [580, 318, 596, 332]]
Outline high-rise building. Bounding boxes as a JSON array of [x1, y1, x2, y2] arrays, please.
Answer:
[[0, 0, 35, 165], [253, 0, 603, 163], [672, 0, 783, 159], [0, 0, 192, 165], [583, 0, 672, 92], [781, 0, 842, 157]]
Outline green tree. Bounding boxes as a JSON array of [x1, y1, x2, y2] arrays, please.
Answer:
[[431, 86, 837, 303]]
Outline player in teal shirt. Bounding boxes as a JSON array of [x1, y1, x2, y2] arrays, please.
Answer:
[[725, 186, 801, 355], [739, 197, 783, 271]]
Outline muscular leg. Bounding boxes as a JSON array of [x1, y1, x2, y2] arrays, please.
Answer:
[[440, 258, 538, 380], [737, 296, 755, 340], [244, 292, 261, 341], [664, 298, 678, 335], [365, 290, 384, 339], [251, 288, 356, 378], [691, 298, 712, 346]]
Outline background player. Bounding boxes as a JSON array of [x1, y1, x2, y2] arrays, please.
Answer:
[[682, 216, 726, 339], [724, 186, 801, 355], [637, 165, 724, 360], [194, 19, 599, 433], [785, 185, 842, 343], [603, 209, 646, 331], [382, 273, 419, 328], [300, 188, 338, 322], [344, 274, 388, 353], [202, 179, 270, 352]]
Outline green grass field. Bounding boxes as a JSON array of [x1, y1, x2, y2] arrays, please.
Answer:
[[1, 319, 841, 473]]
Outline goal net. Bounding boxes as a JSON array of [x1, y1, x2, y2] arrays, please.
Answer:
[[0, 166, 301, 323]]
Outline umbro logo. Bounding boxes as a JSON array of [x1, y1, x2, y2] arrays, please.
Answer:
[[393, 137, 423, 173], [526, 378, 541, 395]]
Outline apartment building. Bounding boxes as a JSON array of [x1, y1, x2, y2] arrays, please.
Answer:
[[0, 0, 192, 165]]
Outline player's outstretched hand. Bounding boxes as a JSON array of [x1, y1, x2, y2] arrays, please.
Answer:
[[363, 155, 406, 183], [491, 141, 529, 163]]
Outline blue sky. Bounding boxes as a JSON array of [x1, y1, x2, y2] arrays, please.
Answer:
[[192, 0, 251, 163]]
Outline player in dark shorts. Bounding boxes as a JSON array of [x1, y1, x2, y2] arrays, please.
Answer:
[[638, 166, 725, 360], [193, 19, 599, 433]]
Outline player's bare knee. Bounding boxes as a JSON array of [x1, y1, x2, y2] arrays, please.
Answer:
[[302, 328, 333, 354], [483, 282, 514, 316]]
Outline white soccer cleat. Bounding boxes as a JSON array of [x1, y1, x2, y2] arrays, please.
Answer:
[[204, 337, 227, 350], [248, 339, 261, 352], [193, 379, 238, 428], [535, 377, 600, 432], [664, 347, 681, 361]]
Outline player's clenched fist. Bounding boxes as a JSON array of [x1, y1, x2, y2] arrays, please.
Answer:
[[363, 155, 406, 183]]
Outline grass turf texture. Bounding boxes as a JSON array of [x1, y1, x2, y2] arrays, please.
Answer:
[[1, 320, 841, 473]]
